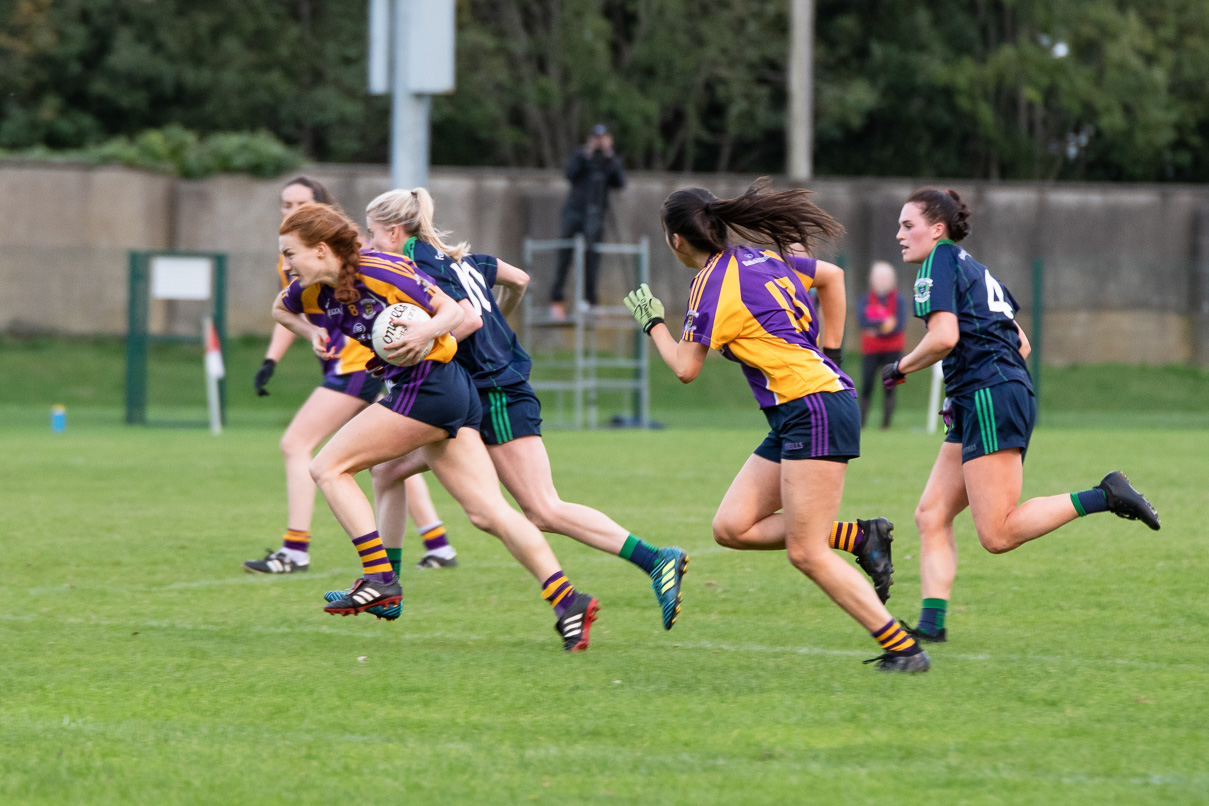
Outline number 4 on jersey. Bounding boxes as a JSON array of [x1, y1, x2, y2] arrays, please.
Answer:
[[984, 270, 1014, 319], [451, 260, 493, 314]]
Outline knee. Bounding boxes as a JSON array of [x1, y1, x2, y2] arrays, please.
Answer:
[[711, 515, 743, 549], [785, 544, 827, 578], [976, 527, 1013, 555], [914, 502, 949, 539], [280, 431, 307, 459], [308, 455, 335, 487], [519, 499, 560, 534]]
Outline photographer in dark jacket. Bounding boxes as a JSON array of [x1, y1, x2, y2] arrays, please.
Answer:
[[550, 124, 626, 317]]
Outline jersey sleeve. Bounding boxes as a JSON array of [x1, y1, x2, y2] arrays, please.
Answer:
[[682, 258, 739, 349], [279, 279, 321, 316], [358, 256, 441, 314], [471, 253, 499, 288], [786, 254, 818, 290], [914, 245, 958, 320]]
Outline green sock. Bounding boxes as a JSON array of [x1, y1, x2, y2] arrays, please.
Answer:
[[919, 598, 947, 633], [619, 534, 660, 574], [385, 547, 403, 576]]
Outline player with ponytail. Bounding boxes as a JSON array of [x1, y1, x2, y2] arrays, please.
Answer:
[[889, 188, 1160, 643], [357, 187, 690, 632], [273, 203, 602, 651], [627, 179, 926, 672], [243, 177, 459, 580]]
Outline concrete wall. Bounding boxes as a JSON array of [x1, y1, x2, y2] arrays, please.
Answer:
[[3, 159, 1208, 365]]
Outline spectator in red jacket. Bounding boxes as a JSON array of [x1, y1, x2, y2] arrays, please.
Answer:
[[858, 260, 906, 429]]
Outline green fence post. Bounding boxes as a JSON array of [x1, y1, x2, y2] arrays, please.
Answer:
[[214, 254, 228, 426], [125, 251, 148, 425]]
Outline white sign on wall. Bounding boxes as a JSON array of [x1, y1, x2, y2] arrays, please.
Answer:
[[151, 256, 212, 301]]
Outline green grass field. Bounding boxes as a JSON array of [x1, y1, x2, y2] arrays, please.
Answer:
[[3, 338, 1208, 804]]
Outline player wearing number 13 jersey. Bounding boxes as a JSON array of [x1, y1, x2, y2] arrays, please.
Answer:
[[889, 188, 1160, 645], [628, 180, 927, 672]]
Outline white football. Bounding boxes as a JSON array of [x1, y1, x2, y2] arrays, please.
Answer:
[[371, 302, 434, 366]]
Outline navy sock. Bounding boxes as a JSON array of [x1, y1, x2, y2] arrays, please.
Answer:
[[619, 535, 660, 574], [1071, 488, 1109, 516], [917, 598, 947, 634]]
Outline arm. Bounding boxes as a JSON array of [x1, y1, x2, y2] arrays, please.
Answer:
[[607, 155, 625, 189], [565, 150, 589, 182], [811, 260, 845, 351], [265, 323, 296, 362], [1015, 321, 1032, 360], [450, 298, 483, 342], [492, 259, 530, 317], [897, 311, 958, 375], [381, 288, 465, 366], [272, 295, 335, 359], [649, 323, 709, 384]]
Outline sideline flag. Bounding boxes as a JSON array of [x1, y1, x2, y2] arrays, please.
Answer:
[[203, 316, 224, 434]]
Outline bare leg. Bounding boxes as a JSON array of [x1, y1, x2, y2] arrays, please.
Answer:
[[311, 406, 445, 539], [489, 436, 629, 553], [405, 475, 441, 533], [777, 459, 893, 631], [280, 387, 368, 531], [710, 454, 787, 550], [370, 450, 430, 551], [424, 429, 561, 582], [914, 442, 969, 600], [963, 449, 1081, 554]]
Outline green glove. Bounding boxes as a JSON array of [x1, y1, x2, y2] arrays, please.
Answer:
[[624, 283, 666, 335]]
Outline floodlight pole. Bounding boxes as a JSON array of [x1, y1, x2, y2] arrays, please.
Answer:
[[390, 0, 429, 190], [788, 0, 815, 181]]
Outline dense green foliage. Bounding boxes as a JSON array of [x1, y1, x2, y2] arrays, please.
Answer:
[[3, 0, 1208, 180]]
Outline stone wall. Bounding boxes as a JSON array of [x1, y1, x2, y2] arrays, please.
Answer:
[[3, 159, 1207, 365]]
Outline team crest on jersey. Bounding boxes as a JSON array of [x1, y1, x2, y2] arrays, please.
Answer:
[[914, 277, 933, 304]]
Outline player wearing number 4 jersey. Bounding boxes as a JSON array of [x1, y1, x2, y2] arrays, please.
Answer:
[[885, 188, 1160, 643], [356, 188, 687, 637], [628, 179, 925, 672]]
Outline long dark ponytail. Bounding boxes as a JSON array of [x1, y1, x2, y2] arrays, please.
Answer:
[[661, 177, 844, 259]]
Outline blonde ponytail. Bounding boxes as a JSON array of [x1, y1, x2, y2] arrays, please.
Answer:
[[366, 187, 470, 260]]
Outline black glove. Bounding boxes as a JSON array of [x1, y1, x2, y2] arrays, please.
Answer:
[[254, 359, 276, 397], [822, 347, 843, 369], [881, 360, 906, 391]]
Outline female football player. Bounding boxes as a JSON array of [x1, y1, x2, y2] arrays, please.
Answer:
[[884, 188, 1160, 642], [274, 203, 600, 651], [626, 179, 928, 672], [244, 176, 458, 576], [357, 187, 690, 631]]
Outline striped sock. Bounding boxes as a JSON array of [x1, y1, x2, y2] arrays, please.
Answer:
[[541, 571, 577, 618], [619, 534, 660, 574], [918, 598, 947, 635], [871, 618, 920, 655], [385, 547, 403, 576], [282, 528, 310, 553], [420, 521, 450, 551], [828, 521, 864, 553], [1071, 488, 1109, 516], [352, 530, 395, 584]]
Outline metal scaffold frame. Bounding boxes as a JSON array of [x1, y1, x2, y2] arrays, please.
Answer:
[[521, 235, 651, 430]]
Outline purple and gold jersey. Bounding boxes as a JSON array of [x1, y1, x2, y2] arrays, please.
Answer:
[[275, 256, 373, 377], [279, 250, 457, 383], [681, 245, 852, 408]]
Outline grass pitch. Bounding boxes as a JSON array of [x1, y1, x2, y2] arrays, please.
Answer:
[[2, 339, 1207, 803]]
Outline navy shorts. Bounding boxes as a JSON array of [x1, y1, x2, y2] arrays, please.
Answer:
[[754, 390, 861, 463], [377, 360, 482, 438], [945, 381, 1035, 463], [321, 370, 384, 404], [478, 381, 543, 446]]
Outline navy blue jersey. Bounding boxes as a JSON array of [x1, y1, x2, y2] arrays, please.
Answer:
[[912, 240, 1032, 398], [404, 238, 532, 388]]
